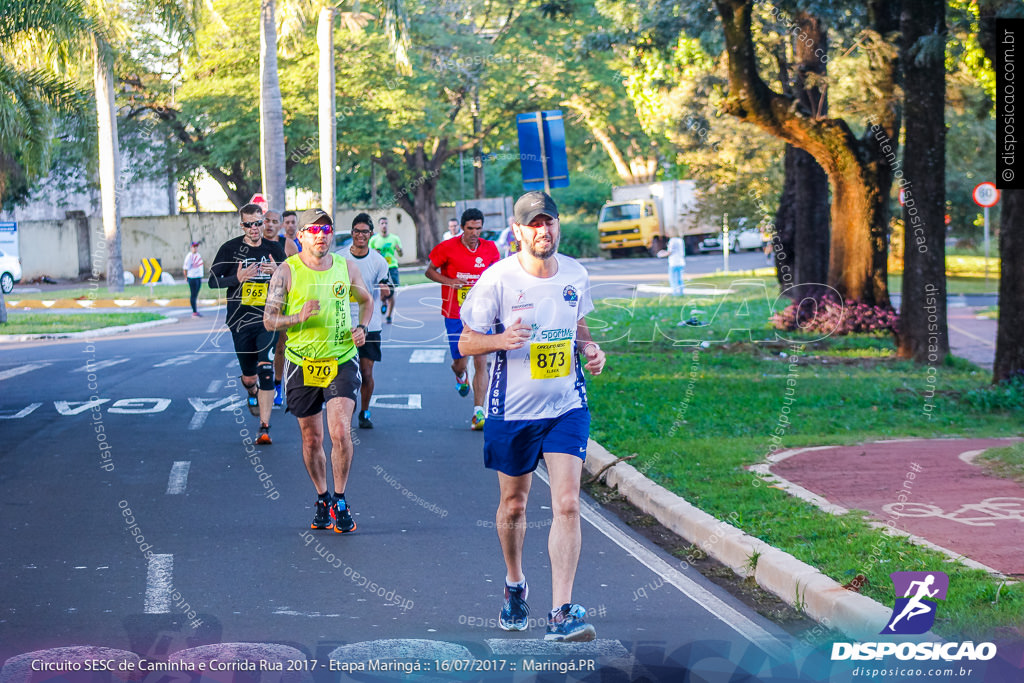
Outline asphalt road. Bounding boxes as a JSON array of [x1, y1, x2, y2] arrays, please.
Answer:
[[1, 254, 837, 682]]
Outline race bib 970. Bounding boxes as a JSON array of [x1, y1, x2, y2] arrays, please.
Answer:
[[302, 357, 337, 387], [241, 281, 268, 307], [530, 339, 572, 380]]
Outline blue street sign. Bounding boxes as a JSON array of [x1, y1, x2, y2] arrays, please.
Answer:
[[517, 111, 569, 192]]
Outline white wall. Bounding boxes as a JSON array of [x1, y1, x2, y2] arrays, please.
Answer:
[[17, 208, 420, 281]]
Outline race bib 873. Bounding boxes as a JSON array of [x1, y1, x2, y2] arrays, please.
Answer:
[[530, 340, 572, 380]]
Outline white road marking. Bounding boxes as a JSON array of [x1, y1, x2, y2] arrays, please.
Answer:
[[225, 359, 239, 368], [409, 349, 446, 363], [533, 467, 789, 660], [108, 398, 171, 414], [0, 363, 51, 381], [144, 554, 173, 613], [206, 379, 223, 393], [0, 402, 43, 419], [54, 399, 110, 415], [153, 355, 200, 368], [72, 358, 129, 372], [369, 394, 422, 410], [167, 461, 190, 494], [188, 396, 247, 430]]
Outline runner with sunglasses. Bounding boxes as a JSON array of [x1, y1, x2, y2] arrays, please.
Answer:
[[209, 203, 287, 444], [264, 208, 373, 532]]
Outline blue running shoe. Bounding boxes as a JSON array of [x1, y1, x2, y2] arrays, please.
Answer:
[[455, 372, 470, 397], [246, 395, 259, 416], [273, 384, 283, 406], [499, 582, 530, 631], [545, 603, 596, 642]]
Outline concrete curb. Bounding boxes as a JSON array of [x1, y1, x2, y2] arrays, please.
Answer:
[[5, 297, 222, 309], [584, 439, 892, 642], [0, 316, 177, 343]]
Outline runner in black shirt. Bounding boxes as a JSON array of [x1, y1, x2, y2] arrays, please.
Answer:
[[209, 203, 287, 444]]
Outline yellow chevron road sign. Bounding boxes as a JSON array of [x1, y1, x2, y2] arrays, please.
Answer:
[[140, 258, 162, 284]]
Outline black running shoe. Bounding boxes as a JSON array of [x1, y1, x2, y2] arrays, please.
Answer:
[[311, 499, 334, 530], [358, 410, 373, 429], [332, 498, 356, 533]]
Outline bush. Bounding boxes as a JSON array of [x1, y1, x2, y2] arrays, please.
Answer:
[[772, 292, 900, 336], [558, 214, 600, 259]]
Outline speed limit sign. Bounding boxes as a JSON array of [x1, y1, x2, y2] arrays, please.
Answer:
[[973, 182, 999, 208]]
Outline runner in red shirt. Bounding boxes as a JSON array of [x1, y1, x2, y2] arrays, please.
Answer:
[[426, 208, 502, 430]]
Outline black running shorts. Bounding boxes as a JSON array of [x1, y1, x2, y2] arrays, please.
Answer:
[[284, 356, 361, 418], [357, 330, 383, 363], [231, 325, 279, 377]]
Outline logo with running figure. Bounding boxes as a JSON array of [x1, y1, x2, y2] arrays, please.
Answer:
[[881, 571, 949, 635], [333, 281, 347, 298], [562, 285, 578, 307]]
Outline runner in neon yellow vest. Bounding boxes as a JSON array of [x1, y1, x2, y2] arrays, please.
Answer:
[[264, 208, 373, 533]]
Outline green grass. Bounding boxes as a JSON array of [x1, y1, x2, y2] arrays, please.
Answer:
[[676, 271, 998, 296], [586, 289, 1024, 640], [0, 312, 165, 334], [977, 440, 1024, 484]]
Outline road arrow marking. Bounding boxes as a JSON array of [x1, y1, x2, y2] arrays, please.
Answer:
[[0, 402, 43, 419], [0, 362, 51, 381], [72, 358, 129, 372]]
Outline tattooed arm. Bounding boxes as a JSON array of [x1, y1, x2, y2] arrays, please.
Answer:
[[263, 263, 318, 331]]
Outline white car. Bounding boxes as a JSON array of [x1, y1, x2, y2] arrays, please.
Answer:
[[699, 229, 766, 253], [0, 249, 22, 293]]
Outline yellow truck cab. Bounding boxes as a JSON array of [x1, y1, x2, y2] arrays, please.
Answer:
[[597, 199, 663, 256]]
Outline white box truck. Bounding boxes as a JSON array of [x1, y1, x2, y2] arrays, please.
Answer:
[[596, 180, 714, 256]]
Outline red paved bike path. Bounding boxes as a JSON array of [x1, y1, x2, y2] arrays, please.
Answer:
[[769, 438, 1024, 577]]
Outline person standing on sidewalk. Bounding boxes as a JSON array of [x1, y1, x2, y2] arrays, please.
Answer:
[[182, 241, 204, 317], [369, 216, 402, 324], [209, 203, 286, 445], [657, 235, 686, 296], [337, 213, 393, 429], [263, 208, 373, 533], [426, 208, 501, 430], [458, 191, 606, 642]]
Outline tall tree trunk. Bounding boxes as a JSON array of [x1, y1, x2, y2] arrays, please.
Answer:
[[259, 0, 286, 211], [993, 191, 1024, 382], [93, 34, 124, 293], [318, 5, 336, 217], [898, 0, 948, 363], [979, 0, 1024, 383], [715, 0, 897, 306], [789, 14, 831, 297], [377, 143, 448, 257]]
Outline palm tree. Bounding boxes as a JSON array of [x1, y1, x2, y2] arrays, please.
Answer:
[[88, 0, 195, 292], [260, 0, 287, 212], [1, 0, 94, 319], [0, 0, 93, 203], [279, 1, 409, 216]]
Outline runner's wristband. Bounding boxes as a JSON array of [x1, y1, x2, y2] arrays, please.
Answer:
[[356, 324, 368, 333], [581, 342, 598, 357]]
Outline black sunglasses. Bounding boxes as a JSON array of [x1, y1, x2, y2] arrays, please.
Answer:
[[241, 219, 264, 228]]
